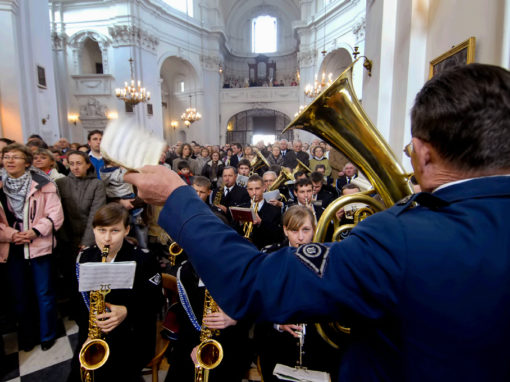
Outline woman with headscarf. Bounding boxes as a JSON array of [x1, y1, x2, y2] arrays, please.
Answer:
[[0, 143, 64, 351]]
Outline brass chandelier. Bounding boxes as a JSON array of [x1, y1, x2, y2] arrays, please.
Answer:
[[115, 58, 151, 106], [181, 95, 201, 127], [304, 72, 333, 98]]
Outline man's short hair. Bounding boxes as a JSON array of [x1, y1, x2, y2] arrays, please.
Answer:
[[293, 170, 307, 179], [411, 64, 510, 171], [247, 174, 263, 185], [238, 159, 251, 168], [223, 166, 237, 175], [263, 170, 277, 179], [232, 143, 243, 151], [177, 160, 190, 171], [295, 178, 313, 190], [310, 171, 324, 183], [342, 183, 360, 192], [87, 130, 103, 141], [192, 176, 211, 190], [315, 164, 326, 171]]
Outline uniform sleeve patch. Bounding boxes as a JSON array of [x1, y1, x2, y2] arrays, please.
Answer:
[[295, 243, 330, 278], [149, 273, 162, 286]]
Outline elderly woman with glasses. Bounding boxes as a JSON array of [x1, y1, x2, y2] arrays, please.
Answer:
[[0, 143, 64, 352]]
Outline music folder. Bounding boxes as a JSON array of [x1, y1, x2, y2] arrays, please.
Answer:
[[230, 206, 256, 223], [78, 261, 137, 292], [273, 364, 330, 382]]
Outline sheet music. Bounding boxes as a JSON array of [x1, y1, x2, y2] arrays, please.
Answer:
[[78, 261, 137, 292], [100, 118, 166, 171], [263, 189, 281, 202], [273, 364, 331, 382]]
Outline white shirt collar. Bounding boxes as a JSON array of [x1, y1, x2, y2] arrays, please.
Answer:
[[433, 174, 510, 193]]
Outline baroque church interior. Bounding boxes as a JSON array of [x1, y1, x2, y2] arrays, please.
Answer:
[[0, 0, 507, 168], [0, 1, 509, 381]]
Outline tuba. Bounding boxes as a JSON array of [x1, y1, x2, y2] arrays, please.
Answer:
[[250, 149, 271, 175], [195, 289, 224, 382], [283, 59, 413, 347], [79, 245, 111, 382], [283, 58, 413, 242]]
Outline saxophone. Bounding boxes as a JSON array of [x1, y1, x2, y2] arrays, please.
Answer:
[[213, 186, 224, 206], [195, 289, 224, 382], [79, 245, 111, 382]]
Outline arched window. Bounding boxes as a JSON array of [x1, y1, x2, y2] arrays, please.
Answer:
[[163, 0, 193, 17], [252, 15, 277, 54], [81, 38, 103, 74]]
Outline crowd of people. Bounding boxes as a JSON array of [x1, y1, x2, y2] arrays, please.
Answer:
[[0, 129, 373, 381]]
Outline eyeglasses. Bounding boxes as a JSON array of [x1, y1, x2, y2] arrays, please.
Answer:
[[2, 155, 26, 161], [403, 142, 413, 158]]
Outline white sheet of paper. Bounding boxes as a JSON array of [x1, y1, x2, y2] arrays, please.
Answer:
[[100, 118, 166, 171], [263, 189, 281, 202], [273, 364, 331, 382], [78, 261, 137, 292]]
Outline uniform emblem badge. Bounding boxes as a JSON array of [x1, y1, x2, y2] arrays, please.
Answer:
[[149, 273, 162, 285], [295, 243, 330, 278]]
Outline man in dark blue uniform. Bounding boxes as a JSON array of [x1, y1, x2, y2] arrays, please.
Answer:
[[126, 64, 510, 381]]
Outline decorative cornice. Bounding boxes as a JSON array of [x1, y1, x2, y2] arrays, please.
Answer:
[[352, 16, 365, 41], [0, 0, 19, 13], [108, 25, 159, 52]]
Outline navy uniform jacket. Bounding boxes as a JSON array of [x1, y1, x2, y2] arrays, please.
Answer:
[[158, 176, 510, 381]]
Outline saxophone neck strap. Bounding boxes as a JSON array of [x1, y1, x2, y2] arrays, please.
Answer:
[[177, 265, 202, 332]]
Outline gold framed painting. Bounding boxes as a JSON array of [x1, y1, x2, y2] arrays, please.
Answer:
[[429, 37, 476, 79]]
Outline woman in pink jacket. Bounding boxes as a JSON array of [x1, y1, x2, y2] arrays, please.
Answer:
[[0, 143, 64, 351]]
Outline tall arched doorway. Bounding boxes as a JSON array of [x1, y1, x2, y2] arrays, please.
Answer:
[[226, 109, 293, 145]]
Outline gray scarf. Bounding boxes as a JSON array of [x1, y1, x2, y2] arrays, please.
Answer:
[[2, 169, 31, 221]]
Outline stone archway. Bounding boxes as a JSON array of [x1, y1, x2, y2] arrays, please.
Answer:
[[226, 109, 293, 145]]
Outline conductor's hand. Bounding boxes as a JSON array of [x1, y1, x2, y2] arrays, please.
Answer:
[[124, 165, 186, 206], [279, 324, 302, 338], [95, 303, 127, 333], [202, 307, 237, 329]]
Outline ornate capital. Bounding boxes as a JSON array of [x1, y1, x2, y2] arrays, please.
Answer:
[[352, 17, 366, 41], [200, 54, 221, 71], [51, 31, 67, 51], [297, 50, 316, 67], [108, 25, 159, 52]]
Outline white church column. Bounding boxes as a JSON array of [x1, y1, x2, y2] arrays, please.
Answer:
[[199, 55, 222, 145], [0, 0, 60, 143]]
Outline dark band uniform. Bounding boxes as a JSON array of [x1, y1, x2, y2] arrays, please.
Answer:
[[158, 176, 510, 381], [73, 241, 162, 381]]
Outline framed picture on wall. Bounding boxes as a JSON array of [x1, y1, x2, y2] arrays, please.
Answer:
[[37, 65, 47, 89], [125, 103, 133, 113], [147, 103, 153, 116], [429, 37, 476, 79]]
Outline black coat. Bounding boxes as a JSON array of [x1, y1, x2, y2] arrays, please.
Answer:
[[250, 202, 284, 250]]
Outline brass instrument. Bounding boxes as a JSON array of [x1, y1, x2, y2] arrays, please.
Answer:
[[282, 59, 413, 347], [79, 245, 111, 382], [195, 289, 224, 382], [269, 158, 312, 192], [250, 149, 271, 175], [213, 186, 224, 206], [243, 197, 259, 239], [169, 240, 183, 267]]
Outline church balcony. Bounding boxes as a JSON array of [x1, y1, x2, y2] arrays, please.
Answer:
[[220, 86, 300, 105]]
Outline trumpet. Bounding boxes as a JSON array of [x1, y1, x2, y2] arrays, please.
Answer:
[[79, 245, 111, 382]]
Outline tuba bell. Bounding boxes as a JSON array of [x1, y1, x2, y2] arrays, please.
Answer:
[[283, 58, 413, 242], [283, 59, 413, 348]]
